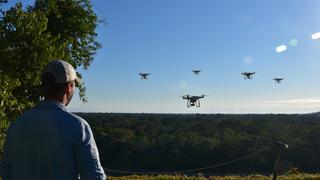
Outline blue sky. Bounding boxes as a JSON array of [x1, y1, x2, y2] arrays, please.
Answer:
[[6, 0, 320, 113], [69, 0, 320, 114]]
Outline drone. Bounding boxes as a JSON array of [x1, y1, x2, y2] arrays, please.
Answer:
[[241, 72, 256, 79], [192, 69, 201, 75], [182, 95, 206, 107], [139, 73, 150, 80], [273, 78, 284, 83]]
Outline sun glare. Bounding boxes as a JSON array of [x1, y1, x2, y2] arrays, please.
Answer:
[[311, 32, 320, 40], [275, 45, 287, 53], [289, 39, 298, 46]]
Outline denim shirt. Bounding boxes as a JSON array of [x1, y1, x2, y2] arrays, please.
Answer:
[[0, 100, 106, 180]]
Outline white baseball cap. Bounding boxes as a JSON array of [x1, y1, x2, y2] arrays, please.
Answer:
[[43, 60, 81, 84]]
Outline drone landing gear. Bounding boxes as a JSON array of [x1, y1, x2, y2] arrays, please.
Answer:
[[187, 100, 200, 108]]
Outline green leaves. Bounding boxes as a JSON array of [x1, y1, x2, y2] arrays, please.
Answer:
[[0, 0, 101, 154]]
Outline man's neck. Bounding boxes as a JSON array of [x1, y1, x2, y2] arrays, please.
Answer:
[[45, 96, 67, 105]]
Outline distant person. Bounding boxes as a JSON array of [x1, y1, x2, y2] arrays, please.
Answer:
[[0, 60, 106, 180]]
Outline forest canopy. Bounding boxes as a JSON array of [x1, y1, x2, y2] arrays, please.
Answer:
[[78, 112, 320, 175]]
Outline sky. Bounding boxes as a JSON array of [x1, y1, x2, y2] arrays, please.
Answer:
[[6, 0, 320, 113]]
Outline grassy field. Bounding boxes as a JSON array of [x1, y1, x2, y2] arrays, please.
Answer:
[[108, 173, 320, 180]]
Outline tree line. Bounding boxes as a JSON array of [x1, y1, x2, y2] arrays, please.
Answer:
[[77, 113, 320, 175]]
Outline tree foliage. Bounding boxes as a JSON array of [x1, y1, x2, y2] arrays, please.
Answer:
[[78, 113, 320, 175], [0, 0, 101, 154]]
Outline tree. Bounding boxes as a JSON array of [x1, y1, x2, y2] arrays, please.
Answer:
[[0, 0, 101, 154]]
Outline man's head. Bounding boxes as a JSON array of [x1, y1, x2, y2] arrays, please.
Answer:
[[41, 60, 81, 106]]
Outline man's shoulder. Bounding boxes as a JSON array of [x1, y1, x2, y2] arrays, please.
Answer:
[[63, 112, 94, 132], [66, 112, 89, 125], [17, 104, 90, 128]]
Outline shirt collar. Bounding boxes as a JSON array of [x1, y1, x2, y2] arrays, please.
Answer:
[[36, 100, 67, 111]]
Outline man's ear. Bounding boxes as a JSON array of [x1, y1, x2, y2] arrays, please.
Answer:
[[65, 82, 74, 94]]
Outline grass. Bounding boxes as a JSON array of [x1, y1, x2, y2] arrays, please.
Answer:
[[108, 173, 320, 180], [2, 173, 320, 179]]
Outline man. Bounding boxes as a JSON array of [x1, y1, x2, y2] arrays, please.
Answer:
[[0, 60, 106, 180]]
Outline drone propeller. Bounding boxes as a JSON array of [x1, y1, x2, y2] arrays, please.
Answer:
[[180, 95, 190, 99]]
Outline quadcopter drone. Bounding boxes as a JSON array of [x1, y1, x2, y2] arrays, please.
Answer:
[[192, 69, 201, 75], [273, 78, 284, 83], [241, 72, 256, 80], [182, 95, 206, 107], [139, 73, 150, 80]]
